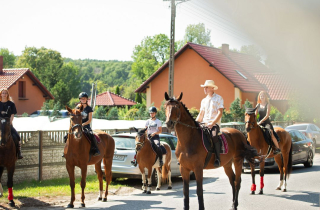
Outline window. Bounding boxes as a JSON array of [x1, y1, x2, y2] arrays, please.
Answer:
[[235, 70, 248, 80], [289, 131, 300, 142], [18, 81, 26, 98], [310, 125, 318, 132], [295, 131, 305, 141]]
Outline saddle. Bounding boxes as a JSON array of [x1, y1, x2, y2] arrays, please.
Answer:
[[259, 125, 272, 146], [150, 142, 167, 155], [200, 125, 228, 154]]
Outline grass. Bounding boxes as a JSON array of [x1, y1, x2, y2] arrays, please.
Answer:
[[0, 175, 128, 203]]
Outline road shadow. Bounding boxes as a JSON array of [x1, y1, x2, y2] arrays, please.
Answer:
[[265, 190, 319, 208]]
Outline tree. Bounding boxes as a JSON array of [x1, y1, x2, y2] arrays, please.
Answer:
[[94, 106, 107, 119], [135, 93, 142, 104], [51, 101, 62, 118], [0, 48, 16, 68], [230, 98, 245, 122], [115, 86, 120, 95], [107, 107, 119, 120], [183, 23, 212, 47], [40, 102, 50, 116], [131, 34, 170, 81], [240, 45, 262, 61]]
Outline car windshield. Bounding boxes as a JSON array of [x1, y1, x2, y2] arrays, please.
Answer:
[[286, 125, 308, 130], [113, 137, 135, 150]]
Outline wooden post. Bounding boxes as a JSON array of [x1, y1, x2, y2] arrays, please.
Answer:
[[38, 131, 43, 181]]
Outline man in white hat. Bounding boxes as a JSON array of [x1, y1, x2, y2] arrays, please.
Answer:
[[196, 80, 224, 167]]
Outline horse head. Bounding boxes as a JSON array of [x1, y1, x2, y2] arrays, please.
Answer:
[[0, 117, 11, 146], [245, 107, 258, 133], [135, 128, 147, 152], [66, 105, 83, 140], [164, 92, 183, 130]]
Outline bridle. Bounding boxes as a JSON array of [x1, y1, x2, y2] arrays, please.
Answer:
[[135, 132, 147, 152], [245, 113, 257, 131], [68, 114, 83, 138], [0, 117, 12, 146], [166, 101, 201, 130]]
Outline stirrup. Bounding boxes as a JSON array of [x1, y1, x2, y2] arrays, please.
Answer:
[[131, 159, 137, 167], [18, 154, 23, 159], [273, 148, 281, 155], [214, 159, 220, 167]]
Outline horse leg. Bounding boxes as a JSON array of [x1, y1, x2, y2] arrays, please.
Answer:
[[139, 166, 147, 193], [233, 158, 244, 210], [224, 161, 236, 209], [156, 167, 162, 190], [249, 163, 256, 194], [95, 161, 103, 201], [180, 166, 191, 210], [66, 164, 75, 208], [6, 166, 15, 207], [103, 157, 112, 202], [258, 161, 265, 194], [274, 154, 284, 190], [167, 165, 172, 189], [0, 166, 4, 198], [146, 166, 152, 194], [80, 166, 88, 207]]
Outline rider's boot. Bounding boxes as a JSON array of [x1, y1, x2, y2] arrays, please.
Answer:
[[271, 130, 281, 155], [91, 135, 101, 156], [213, 139, 221, 167], [62, 134, 68, 157], [17, 141, 23, 159]]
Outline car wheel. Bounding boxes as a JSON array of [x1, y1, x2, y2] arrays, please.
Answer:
[[190, 171, 196, 180], [151, 169, 158, 186], [304, 150, 313, 168]]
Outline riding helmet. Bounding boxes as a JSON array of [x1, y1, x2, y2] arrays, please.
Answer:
[[149, 106, 157, 113], [79, 92, 89, 99]]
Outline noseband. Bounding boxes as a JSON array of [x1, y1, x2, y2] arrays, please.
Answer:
[[135, 133, 147, 152], [245, 114, 256, 130]]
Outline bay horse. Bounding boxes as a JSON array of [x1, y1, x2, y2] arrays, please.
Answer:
[[134, 128, 172, 194], [0, 117, 17, 207], [64, 105, 115, 208], [164, 92, 259, 210], [245, 107, 292, 194]]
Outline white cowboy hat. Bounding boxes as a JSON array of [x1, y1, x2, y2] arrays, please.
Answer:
[[200, 80, 218, 90]]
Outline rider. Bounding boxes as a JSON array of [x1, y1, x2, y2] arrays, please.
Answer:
[[0, 88, 23, 159], [255, 91, 281, 154], [145, 106, 163, 167], [62, 92, 100, 157], [196, 80, 224, 167]]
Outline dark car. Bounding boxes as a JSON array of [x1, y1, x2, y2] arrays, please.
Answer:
[[243, 129, 315, 171]]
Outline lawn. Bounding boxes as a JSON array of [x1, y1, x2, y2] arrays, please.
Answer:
[[0, 175, 127, 204]]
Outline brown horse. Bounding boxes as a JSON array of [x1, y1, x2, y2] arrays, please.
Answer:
[[164, 92, 259, 210], [134, 128, 172, 194], [0, 117, 17, 207], [245, 107, 292, 194], [64, 105, 115, 208]]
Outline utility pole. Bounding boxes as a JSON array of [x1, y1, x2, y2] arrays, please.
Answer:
[[90, 82, 97, 127], [164, 0, 189, 97]]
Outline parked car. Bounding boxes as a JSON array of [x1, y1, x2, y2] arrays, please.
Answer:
[[285, 123, 320, 146], [243, 129, 315, 171], [102, 132, 195, 186]]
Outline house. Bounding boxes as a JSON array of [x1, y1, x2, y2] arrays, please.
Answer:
[[88, 91, 137, 108], [0, 56, 54, 115], [135, 43, 291, 113]]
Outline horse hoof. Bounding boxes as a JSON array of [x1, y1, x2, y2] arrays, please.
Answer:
[[168, 186, 172, 190], [103, 198, 107, 202], [146, 191, 151, 194], [143, 190, 147, 193], [67, 203, 74, 208], [276, 187, 281, 190], [8, 200, 15, 207], [156, 187, 160, 190], [259, 189, 263, 194], [97, 197, 102, 201], [80, 203, 85, 207], [282, 189, 287, 192], [250, 191, 255, 195]]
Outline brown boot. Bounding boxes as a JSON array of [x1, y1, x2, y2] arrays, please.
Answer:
[[17, 142, 23, 159]]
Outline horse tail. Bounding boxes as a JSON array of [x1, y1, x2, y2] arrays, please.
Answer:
[[286, 141, 293, 179], [242, 141, 260, 164], [161, 144, 171, 183], [162, 164, 169, 183]]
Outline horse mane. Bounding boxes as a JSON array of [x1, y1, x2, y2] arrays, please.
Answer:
[[179, 101, 200, 128]]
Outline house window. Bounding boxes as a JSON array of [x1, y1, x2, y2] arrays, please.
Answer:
[[18, 81, 26, 98]]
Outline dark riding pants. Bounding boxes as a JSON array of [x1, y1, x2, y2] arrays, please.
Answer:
[[148, 134, 162, 160]]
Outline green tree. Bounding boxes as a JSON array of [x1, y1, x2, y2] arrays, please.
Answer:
[[51, 101, 62, 118], [94, 106, 107, 119], [270, 106, 284, 121], [0, 48, 16, 68], [40, 102, 50, 116], [240, 45, 262, 61], [222, 110, 233, 123], [107, 107, 119, 120], [189, 107, 199, 119], [183, 23, 212, 47], [243, 99, 253, 109], [135, 93, 142, 104], [115, 86, 120, 95], [230, 98, 245, 122]]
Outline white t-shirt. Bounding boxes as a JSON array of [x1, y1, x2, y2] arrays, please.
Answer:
[[200, 93, 224, 126], [145, 119, 162, 135]]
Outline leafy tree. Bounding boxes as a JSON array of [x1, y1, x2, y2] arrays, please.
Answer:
[[135, 93, 142, 104], [51, 101, 62, 118], [189, 107, 199, 119], [222, 110, 233, 123], [230, 98, 245, 122], [40, 102, 50, 116], [0, 48, 16, 68], [270, 106, 284, 121], [240, 45, 262, 61], [243, 99, 253, 109], [107, 107, 119, 120], [94, 106, 107, 119], [183, 23, 212, 47], [115, 86, 120, 95]]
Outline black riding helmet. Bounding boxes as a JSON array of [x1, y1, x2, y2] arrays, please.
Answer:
[[79, 92, 89, 99], [149, 106, 157, 113]]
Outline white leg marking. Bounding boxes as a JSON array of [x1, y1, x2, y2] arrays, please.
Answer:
[[277, 180, 283, 189], [157, 169, 162, 189], [142, 173, 146, 191], [0, 183, 3, 197], [147, 177, 152, 192]]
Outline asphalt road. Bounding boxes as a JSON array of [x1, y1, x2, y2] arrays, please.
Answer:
[[24, 154, 320, 210]]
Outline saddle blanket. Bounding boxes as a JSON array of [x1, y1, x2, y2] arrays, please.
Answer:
[[202, 131, 229, 154], [84, 133, 101, 144]]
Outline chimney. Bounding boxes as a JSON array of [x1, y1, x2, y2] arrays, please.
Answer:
[[0, 56, 3, 74], [222, 44, 229, 55]]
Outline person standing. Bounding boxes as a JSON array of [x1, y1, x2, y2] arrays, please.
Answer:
[[0, 88, 23, 159], [196, 80, 224, 167]]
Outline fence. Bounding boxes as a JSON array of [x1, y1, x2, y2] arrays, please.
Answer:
[[0, 128, 128, 185]]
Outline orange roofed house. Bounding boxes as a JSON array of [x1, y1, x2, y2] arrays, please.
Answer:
[[135, 43, 292, 114], [88, 91, 137, 108], [0, 56, 54, 115]]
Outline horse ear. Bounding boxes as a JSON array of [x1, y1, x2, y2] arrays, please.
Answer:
[[133, 127, 138, 132], [177, 92, 183, 101], [66, 106, 72, 113], [78, 104, 84, 112], [164, 92, 170, 101], [143, 127, 147, 133]]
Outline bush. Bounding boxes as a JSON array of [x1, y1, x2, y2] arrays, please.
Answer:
[[222, 109, 233, 123], [107, 107, 119, 120], [94, 106, 107, 119], [189, 107, 199, 119], [21, 112, 29, 117], [270, 105, 283, 121]]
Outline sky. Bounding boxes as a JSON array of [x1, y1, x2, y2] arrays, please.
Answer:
[[0, 0, 251, 61]]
